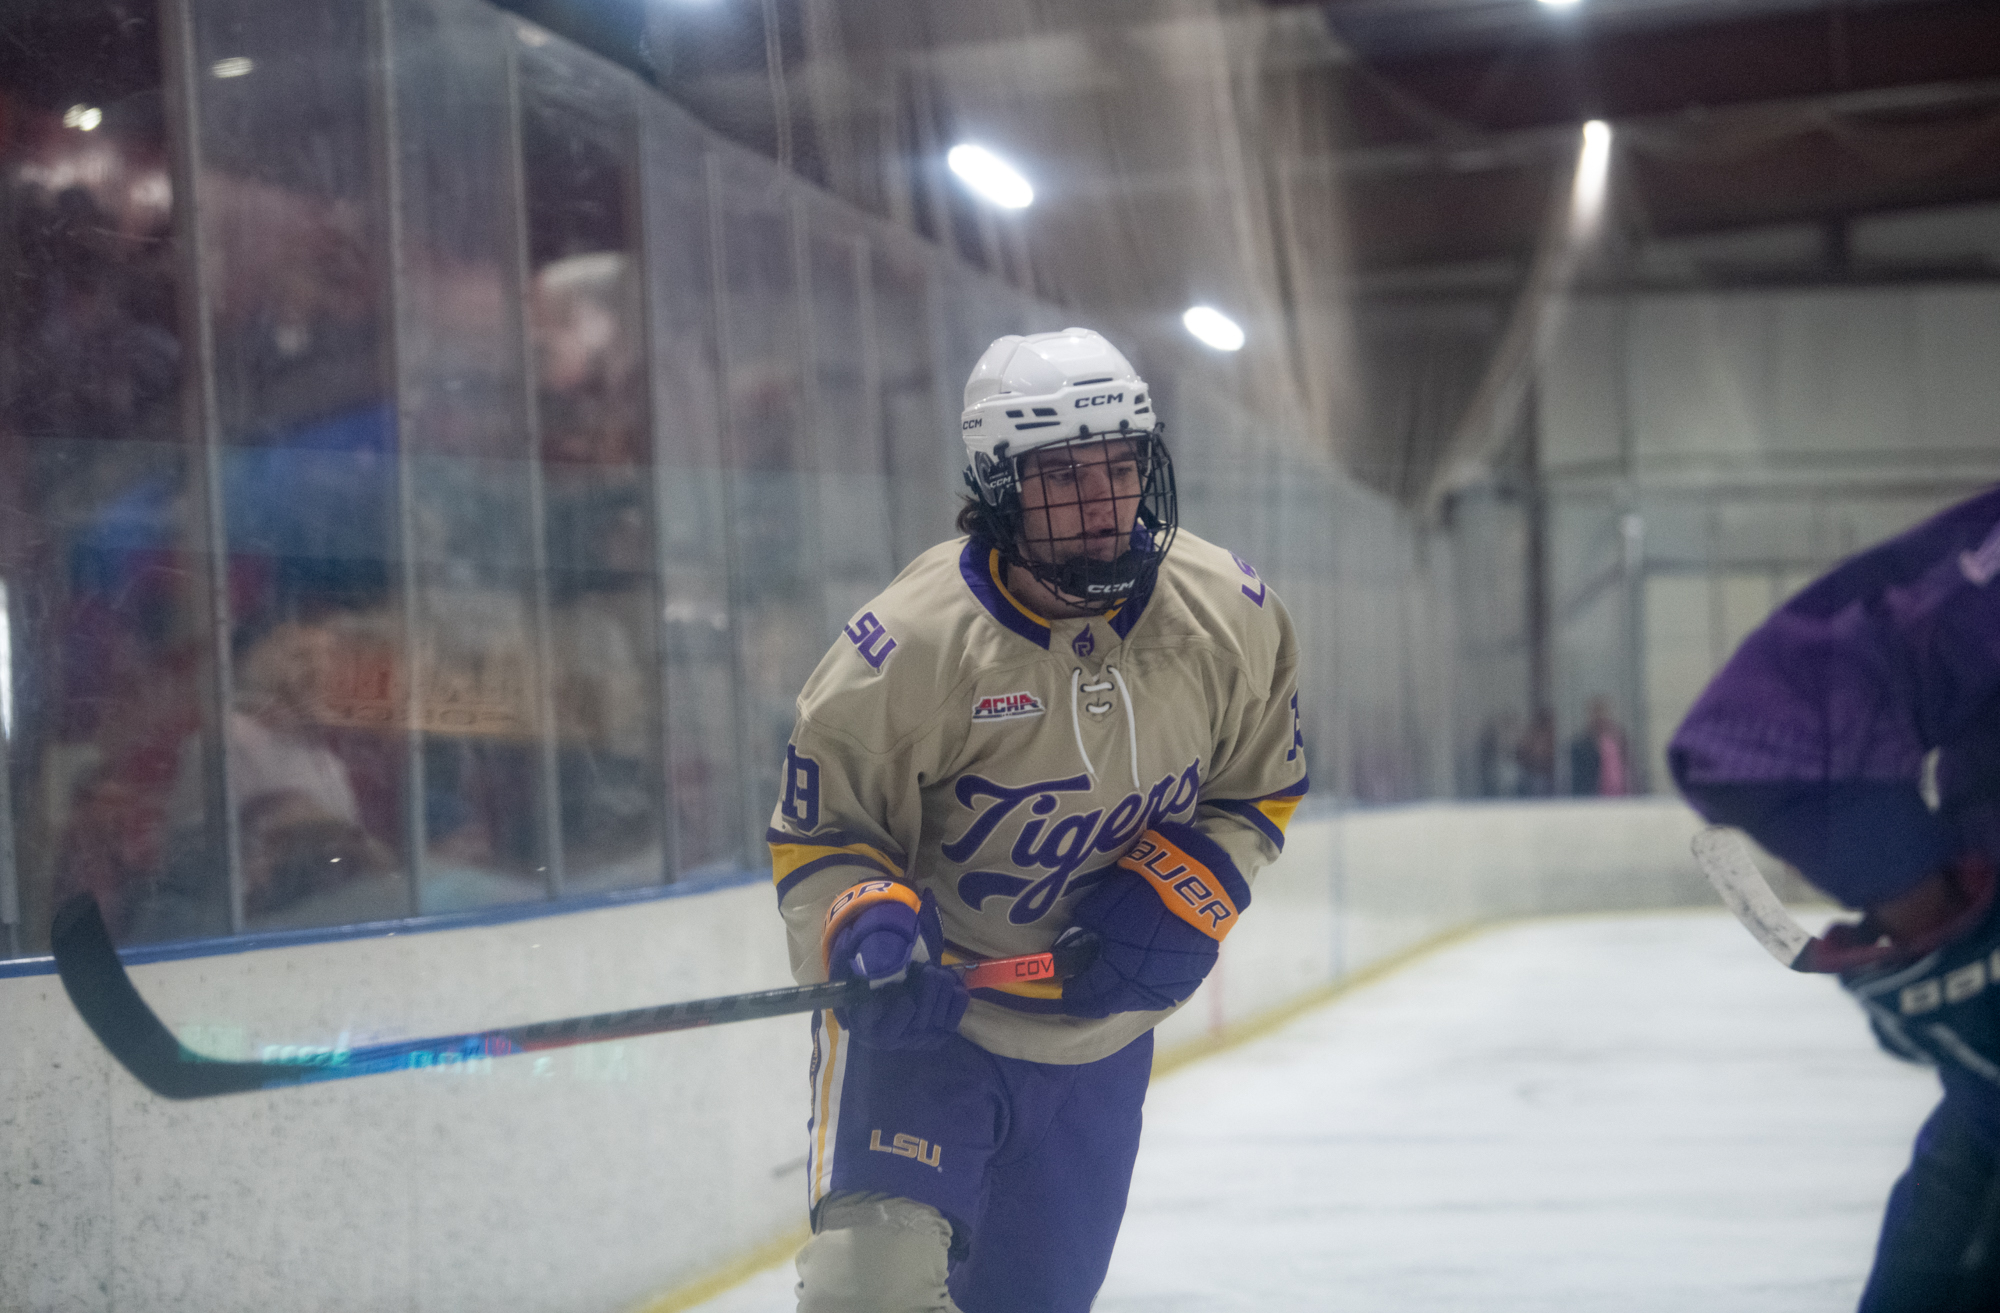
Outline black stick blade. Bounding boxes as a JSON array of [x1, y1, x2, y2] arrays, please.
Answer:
[[51, 894, 272, 1099]]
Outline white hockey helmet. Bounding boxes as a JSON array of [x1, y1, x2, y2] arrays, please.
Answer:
[[960, 328, 1158, 474], [959, 328, 1177, 610]]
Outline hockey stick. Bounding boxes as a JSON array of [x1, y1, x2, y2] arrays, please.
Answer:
[[51, 894, 1099, 1101], [1690, 826, 1824, 972]]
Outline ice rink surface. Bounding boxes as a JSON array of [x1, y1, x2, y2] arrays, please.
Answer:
[[690, 910, 1939, 1312]]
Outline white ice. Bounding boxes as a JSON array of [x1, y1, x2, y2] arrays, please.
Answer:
[[688, 910, 1939, 1312]]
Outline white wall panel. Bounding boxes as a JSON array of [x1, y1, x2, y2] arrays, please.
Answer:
[[1627, 295, 1775, 460], [1540, 298, 1622, 471], [1, 880, 806, 1313], [7, 800, 1724, 1312], [1768, 291, 1917, 456], [1912, 287, 2000, 451]]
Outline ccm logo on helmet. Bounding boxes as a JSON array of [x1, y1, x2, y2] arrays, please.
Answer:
[[1074, 393, 1124, 408], [962, 417, 982, 430]]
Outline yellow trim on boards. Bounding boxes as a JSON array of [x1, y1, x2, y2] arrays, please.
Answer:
[[1150, 919, 1491, 1078], [1150, 905, 1785, 1078], [626, 1224, 809, 1313]]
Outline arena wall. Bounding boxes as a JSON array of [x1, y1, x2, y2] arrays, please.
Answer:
[[2, 797, 1719, 1313]]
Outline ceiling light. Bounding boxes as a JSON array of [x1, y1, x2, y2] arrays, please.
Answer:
[[211, 56, 254, 78], [1571, 119, 1613, 228], [1183, 305, 1245, 352], [947, 144, 1034, 210], [1538, 0, 1580, 8], [62, 105, 103, 131]]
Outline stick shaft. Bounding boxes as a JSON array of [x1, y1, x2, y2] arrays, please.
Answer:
[[50, 894, 1083, 1099]]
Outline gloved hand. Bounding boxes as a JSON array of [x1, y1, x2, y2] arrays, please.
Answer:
[[1062, 822, 1247, 1019], [823, 881, 967, 1050]]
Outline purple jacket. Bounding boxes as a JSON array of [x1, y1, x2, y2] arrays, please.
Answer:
[[1670, 485, 2000, 910]]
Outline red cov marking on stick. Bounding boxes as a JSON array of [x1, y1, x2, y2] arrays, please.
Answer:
[[959, 953, 1056, 990]]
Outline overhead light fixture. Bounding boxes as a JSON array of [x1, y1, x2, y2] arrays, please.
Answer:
[[947, 144, 1034, 210], [1182, 305, 1245, 352], [211, 56, 254, 78], [1571, 119, 1613, 229], [62, 104, 103, 131], [1538, 0, 1580, 8]]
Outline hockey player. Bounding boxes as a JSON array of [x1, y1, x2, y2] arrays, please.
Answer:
[[1670, 485, 2000, 1313], [768, 328, 1308, 1311]]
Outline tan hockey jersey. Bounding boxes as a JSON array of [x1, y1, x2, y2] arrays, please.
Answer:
[[769, 529, 1308, 1065]]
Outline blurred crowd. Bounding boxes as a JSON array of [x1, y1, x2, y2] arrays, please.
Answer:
[[3, 83, 688, 948], [1477, 697, 1630, 799]]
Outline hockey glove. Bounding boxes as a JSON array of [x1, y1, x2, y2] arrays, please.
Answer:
[[1062, 821, 1248, 1019], [823, 881, 967, 1051], [1833, 855, 2000, 1082]]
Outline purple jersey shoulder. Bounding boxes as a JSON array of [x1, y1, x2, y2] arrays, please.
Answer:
[[1669, 484, 2000, 907]]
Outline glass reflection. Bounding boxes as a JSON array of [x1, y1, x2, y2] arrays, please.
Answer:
[[3, 0, 212, 950], [520, 38, 670, 894], [393, 0, 553, 914], [0, 0, 1466, 960], [641, 102, 740, 878], [180, 0, 408, 935]]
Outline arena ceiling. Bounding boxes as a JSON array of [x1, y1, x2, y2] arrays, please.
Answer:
[[10, 0, 1994, 284], [487, 0, 2000, 288], [1298, 0, 2000, 281]]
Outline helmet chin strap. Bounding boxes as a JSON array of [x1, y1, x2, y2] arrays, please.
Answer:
[[1027, 553, 1145, 613]]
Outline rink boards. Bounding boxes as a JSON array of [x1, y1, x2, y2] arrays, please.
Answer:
[[0, 797, 1712, 1313]]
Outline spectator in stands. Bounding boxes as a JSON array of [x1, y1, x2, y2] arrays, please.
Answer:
[[1516, 708, 1557, 796], [130, 615, 397, 939], [1478, 711, 1522, 797], [1569, 696, 1630, 797]]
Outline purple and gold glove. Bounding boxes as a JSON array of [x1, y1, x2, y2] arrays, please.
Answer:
[[822, 881, 967, 1050], [1062, 821, 1248, 1019]]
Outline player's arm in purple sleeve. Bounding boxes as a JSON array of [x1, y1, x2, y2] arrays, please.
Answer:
[[1669, 487, 2000, 910]]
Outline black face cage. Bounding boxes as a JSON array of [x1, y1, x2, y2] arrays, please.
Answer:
[[965, 430, 1178, 613]]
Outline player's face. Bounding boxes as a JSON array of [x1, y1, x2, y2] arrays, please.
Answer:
[[1017, 439, 1144, 566]]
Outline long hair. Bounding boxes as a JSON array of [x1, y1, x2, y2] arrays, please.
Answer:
[[954, 496, 986, 539]]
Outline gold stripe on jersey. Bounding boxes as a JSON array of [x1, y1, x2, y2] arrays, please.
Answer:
[[770, 837, 903, 892], [1253, 791, 1304, 836], [986, 548, 1053, 629], [809, 1011, 848, 1210]]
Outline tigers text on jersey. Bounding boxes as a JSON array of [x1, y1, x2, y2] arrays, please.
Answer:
[[770, 529, 1309, 1065]]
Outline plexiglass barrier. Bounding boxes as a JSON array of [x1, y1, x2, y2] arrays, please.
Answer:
[[0, 0, 1455, 958]]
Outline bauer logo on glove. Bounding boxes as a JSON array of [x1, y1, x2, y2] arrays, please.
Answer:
[[1063, 822, 1253, 1019], [822, 881, 968, 1049], [1116, 831, 1243, 939], [822, 879, 927, 983]]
